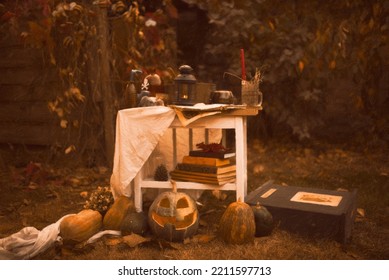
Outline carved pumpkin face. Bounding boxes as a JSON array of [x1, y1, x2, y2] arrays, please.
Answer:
[[148, 189, 199, 242]]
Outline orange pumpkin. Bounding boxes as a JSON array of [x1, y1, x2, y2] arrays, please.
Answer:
[[218, 199, 255, 244], [103, 196, 135, 230], [60, 209, 102, 243]]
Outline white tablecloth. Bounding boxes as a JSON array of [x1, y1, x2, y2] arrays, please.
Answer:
[[110, 106, 176, 198], [109, 106, 222, 200]]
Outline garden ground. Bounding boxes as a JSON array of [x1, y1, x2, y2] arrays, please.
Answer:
[[0, 139, 388, 259]]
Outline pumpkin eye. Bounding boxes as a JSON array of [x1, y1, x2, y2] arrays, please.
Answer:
[[177, 198, 189, 208], [159, 198, 170, 208]]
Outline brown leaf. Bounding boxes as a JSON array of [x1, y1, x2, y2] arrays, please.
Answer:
[[105, 237, 123, 246], [28, 182, 39, 190], [184, 234, 216, 244], [157, 239, 181, 250], [60, 119, 68, 128], [74, 241, 89, 250], [97, 166, 109, 174], [122, 233, 151, 248], [65, 145, 76, 155], [25, 162, 41, 178], [357, 208, 366, 217], [80, 191, 88, 199]]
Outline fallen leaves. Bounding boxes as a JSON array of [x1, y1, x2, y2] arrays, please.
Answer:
[[106, 233, 216, 249], [355, 208, 366, 222], [122, 234, 151, 248], [10, 161, 48, 187], [184, 234, 216, 244], [64, 145, 76, 155], [157, 239, 182, 250], [103, 234, 151, 248], [59, 231, 218, 258], [79, 191, 88, 199]]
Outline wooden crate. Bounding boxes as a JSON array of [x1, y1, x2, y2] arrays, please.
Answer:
[[245, 181, 357, 243]]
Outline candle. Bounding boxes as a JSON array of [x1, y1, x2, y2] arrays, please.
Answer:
[[240, 49, 246, 81]]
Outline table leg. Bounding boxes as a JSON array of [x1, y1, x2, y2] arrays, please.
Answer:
[[133, 172, 142, 212], [234, 116, 247, 201]]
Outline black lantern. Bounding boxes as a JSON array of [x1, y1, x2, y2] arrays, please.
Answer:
[[173, 65, 197, 105]]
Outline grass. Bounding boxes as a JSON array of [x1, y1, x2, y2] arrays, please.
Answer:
[[0, 140, 388, 259]]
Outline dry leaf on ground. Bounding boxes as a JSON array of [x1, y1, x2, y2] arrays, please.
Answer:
[[184, 234, 216, 244], [122, 233, 151, 248]]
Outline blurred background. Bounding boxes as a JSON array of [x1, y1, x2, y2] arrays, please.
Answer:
[[0, 0, 388, 167]]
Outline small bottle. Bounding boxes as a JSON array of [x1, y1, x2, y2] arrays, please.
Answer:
[[124, 69, 142, 108]]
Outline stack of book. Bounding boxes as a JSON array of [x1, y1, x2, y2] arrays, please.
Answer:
[[170, 149, 236, 185]]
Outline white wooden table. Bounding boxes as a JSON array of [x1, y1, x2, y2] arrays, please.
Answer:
[[133, 108, 259, 211]]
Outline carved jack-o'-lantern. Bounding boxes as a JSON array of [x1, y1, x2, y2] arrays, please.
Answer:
[[148, 181, 199, 242]]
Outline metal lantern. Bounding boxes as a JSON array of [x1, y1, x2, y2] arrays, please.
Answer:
[[174, 65, 197, 105]]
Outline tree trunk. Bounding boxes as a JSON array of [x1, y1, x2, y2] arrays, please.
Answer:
[[96, 4, 115, 167]]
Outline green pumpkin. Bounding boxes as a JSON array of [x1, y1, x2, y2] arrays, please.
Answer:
[[251, 202, 274, 237], [121, 211, 149, 236]]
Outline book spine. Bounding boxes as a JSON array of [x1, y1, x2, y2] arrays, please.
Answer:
[[182, 156, 230, 166], [189, 150, 235, 159], [169, 174, 235, 185], [176, 163, 218, 174], [170, 169, 236, 179]]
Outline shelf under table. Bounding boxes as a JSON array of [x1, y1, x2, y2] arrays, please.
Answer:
[[133, 108, 259, 211], [139, 179, 237, 191]]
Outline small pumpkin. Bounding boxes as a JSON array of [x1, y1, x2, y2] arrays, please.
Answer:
[[121, 211, 149, 236], [60, 209, 102, 243], [103, 196, 135, 230], [251, 202, 274, 237], [148, 181, 199, 242], [218, 199, 255, 244]]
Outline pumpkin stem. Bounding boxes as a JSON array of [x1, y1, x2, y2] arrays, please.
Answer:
[[170, 180, 177, 193]]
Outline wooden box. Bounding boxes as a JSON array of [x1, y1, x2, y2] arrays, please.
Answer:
[[245, 181, 357, 243]]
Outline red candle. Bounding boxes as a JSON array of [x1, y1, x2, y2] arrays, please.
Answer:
[[240, 49, 246, 81]]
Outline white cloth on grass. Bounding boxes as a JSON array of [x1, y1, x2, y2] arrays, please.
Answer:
[[0, 215, 70, 259], [0, 214, 121, 260]]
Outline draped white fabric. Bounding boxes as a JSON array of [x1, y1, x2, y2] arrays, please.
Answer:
[[0, 215, 71, 259], [110, 106, 176, 198]]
